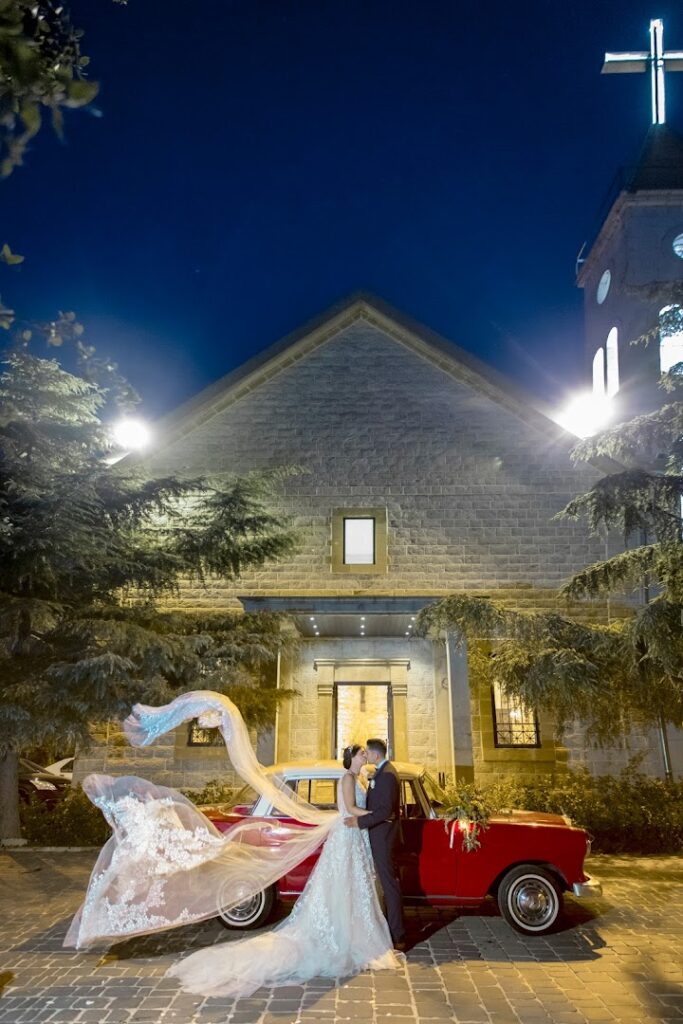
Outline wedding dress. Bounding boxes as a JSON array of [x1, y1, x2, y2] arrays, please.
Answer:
[[64, 690, 403, 997], [168, 774, 402, 998]]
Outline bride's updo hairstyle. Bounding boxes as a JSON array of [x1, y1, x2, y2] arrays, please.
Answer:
[[342, 744, 362, 770]]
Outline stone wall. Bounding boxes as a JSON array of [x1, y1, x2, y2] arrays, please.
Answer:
[[147, 318, 606, 604], [74, 721, 241, 792]]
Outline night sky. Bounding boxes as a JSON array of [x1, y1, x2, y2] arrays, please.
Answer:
[[3, 0, 683, 420]]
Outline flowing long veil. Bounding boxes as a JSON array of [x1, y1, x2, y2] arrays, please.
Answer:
[[64, 691, 338, 949]]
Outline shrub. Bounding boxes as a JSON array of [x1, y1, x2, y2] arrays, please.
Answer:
[[20, 770, 681, 854], [484, 766, 683, 854], [20, 788, 111, 847], [182, 778, 242, 806]]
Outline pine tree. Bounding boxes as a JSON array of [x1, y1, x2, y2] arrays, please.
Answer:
[[0, 345, 299, 840], [419, 319, 683, 775]]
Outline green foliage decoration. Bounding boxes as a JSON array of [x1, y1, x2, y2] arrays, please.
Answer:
[[438, 781, 495, 852]]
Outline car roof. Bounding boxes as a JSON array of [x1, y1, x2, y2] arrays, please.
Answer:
[[263, 760, 425, 779]]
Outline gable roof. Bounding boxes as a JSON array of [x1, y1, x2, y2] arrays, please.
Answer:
[[134, 293, 572, 462]]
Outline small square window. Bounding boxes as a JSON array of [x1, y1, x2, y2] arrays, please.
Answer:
[[343, 517, 375, 564], [331, 507, 388, 574], [491, 681, 540, 748]]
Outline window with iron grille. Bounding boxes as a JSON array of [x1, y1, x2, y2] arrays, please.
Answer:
[[491, 680, 540, 747]]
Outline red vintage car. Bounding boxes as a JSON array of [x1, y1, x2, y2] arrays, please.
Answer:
[[204, 760, 601, 937]]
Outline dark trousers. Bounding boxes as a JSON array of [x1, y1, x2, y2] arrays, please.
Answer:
[[369, 821, 405, 944]]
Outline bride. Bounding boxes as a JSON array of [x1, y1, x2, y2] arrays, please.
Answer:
[[64, 690, 404, 998]]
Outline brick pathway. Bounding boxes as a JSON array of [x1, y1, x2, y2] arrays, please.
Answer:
[[0, 851, 681, 1024]]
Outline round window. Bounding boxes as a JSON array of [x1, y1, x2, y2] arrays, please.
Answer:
[[673, 233, 683, 259], [596, 269, 611, 304]]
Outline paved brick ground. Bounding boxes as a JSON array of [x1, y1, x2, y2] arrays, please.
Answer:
[[0, 851, 681, 1024]]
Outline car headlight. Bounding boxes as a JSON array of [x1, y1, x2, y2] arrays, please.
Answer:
[[32, 778, 57, 791]]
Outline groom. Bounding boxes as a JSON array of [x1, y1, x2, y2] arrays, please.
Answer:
[[344, 737, 406, 950]]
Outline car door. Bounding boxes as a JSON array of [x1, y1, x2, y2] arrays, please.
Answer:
[[396, 778, 458, 902]]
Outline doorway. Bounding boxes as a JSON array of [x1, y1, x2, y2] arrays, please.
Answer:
[[334, 683, 393, 760]]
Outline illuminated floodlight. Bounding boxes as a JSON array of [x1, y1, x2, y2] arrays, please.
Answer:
[[554, 391, 613, 438], [112, 417, 152, 451]]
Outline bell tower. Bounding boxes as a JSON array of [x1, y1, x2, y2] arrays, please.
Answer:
[[577, 20, 683, 423]]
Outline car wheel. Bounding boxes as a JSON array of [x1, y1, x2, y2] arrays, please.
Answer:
[[497, 865, 562, 935], [216, 884, 275, 930]]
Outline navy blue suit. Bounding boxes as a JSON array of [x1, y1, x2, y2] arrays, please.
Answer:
[[358, 761, 405, 944]]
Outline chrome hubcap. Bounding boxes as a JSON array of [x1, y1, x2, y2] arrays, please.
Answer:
[[221, 892, 263, 924], [509, 878, 556, 927]]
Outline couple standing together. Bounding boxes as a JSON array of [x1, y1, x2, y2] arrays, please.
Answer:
[[341, 738, 405, 950], [167, 737, 407, 998]]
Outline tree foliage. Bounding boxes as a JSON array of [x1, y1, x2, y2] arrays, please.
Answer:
[[0, 332, 300, 837], [0, 0, 107, 176]]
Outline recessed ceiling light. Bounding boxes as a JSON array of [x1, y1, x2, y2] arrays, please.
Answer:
[[360, 616, 365, 621], [405, 631, 410, 636], [310, 616, 315, 621], [410, 616, 416, 621]]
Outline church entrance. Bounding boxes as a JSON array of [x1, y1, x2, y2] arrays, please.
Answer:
[[334, 683, 393, 760]]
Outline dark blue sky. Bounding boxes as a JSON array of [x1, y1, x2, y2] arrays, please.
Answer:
[[3, 0, 682, 419]]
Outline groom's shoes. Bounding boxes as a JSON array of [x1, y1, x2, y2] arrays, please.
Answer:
[[394, 940, 408, 952]]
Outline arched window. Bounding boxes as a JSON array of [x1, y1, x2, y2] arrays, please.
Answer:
[[606, 327, 619, 397], [659, 305, 683, 373], [592, 347, 605, 397]]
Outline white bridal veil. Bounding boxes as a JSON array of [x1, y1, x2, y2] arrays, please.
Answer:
[[64, 690, 338, 949]]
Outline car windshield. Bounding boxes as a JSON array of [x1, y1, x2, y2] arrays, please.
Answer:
[[228, 784, 257, 810], [422, 772, 447, 808]]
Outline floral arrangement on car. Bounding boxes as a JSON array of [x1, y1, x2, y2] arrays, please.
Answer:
[[438, 782, 495, 853]]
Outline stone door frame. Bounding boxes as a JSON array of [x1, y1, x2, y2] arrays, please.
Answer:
[[314, 658, 410, 760]]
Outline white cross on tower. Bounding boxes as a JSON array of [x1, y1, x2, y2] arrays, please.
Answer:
[[602, 18, 683, 124]]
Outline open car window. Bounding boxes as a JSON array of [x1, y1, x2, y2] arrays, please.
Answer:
[[226, 784, 259, 814], [400, 778, 427, 819], [267, 776, 339, 816], [293, 778, 338, 810]]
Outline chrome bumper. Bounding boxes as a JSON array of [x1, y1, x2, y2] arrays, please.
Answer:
[[572, 878, 602, 899]]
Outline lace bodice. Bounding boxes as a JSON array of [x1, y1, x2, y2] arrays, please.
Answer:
[[337, 772, 367, 815]]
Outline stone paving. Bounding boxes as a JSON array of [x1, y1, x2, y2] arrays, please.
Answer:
[[0, 851, 681, 1024]]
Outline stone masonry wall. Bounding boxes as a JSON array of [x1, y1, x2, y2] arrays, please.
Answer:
[[147, 319, 606, 603]]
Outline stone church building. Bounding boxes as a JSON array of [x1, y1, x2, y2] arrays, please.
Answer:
[[80, 123, 683, 790], [80, 295, 676, 790]]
